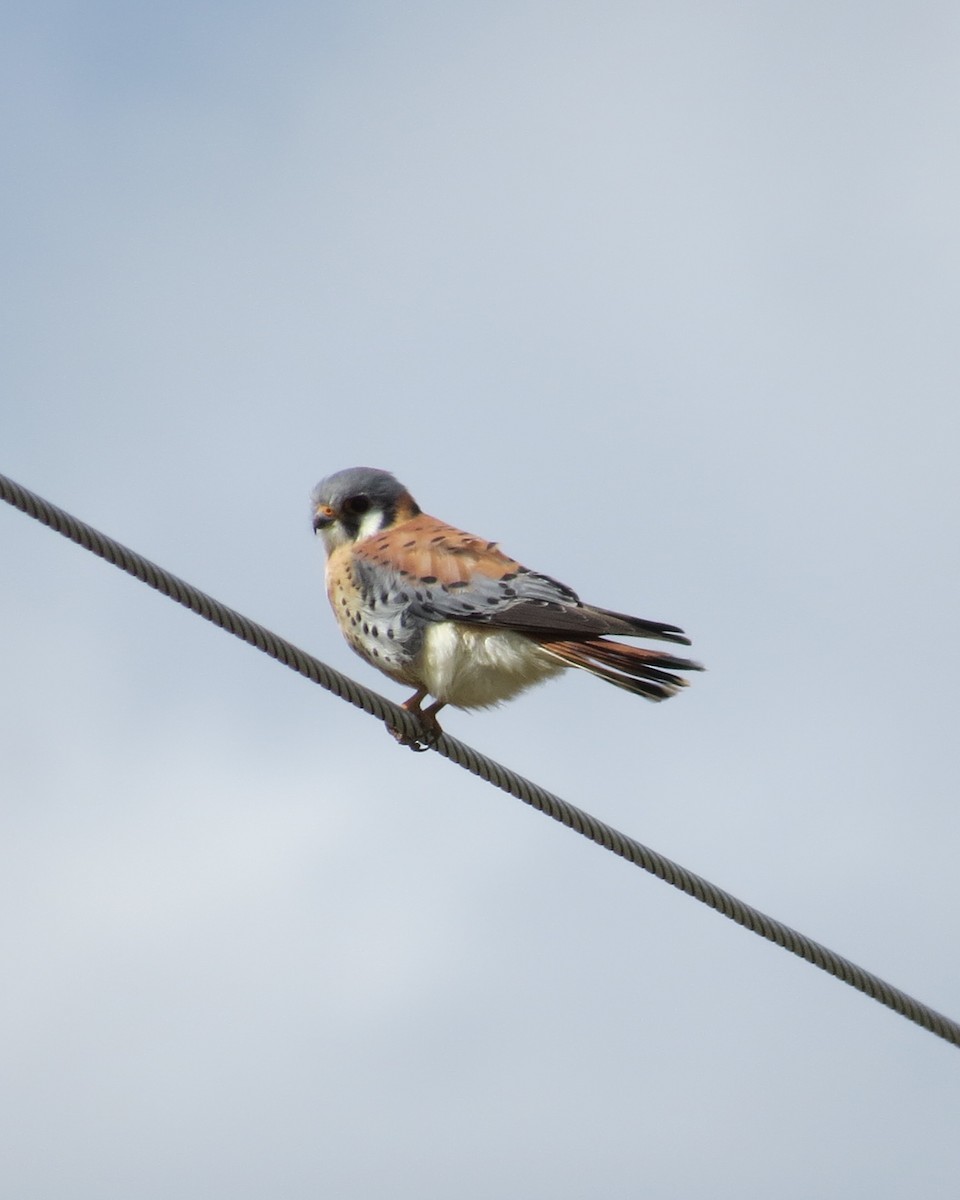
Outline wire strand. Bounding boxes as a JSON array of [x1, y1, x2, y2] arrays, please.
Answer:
[[2, 469, 958, 1049]]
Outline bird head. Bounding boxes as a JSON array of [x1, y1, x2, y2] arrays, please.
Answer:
[[311, 467, 421, 552]]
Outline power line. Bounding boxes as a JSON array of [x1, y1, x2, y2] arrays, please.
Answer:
[[2, 468, 958, 1050]]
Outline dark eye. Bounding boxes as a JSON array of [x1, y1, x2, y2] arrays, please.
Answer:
[[344, 494, 371, 516]]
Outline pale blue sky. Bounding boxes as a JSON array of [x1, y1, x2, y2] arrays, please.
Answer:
[[3, 4, 960, 1197]]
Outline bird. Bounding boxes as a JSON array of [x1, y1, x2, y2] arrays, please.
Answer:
[[311, 467, 703, 747]]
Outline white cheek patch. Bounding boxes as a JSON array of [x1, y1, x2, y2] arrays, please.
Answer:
[[356, 509, 386, 540], [317, 508, 386, 553], [318, 523, 351, 553]]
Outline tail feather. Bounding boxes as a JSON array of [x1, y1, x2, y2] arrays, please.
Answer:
[[589, 606, 693, 646], [540, 638, 704, 702]]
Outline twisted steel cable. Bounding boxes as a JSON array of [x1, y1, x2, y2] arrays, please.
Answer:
[[2, 469, 958, 1049]]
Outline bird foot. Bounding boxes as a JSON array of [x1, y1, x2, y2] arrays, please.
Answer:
[[387, 724, 434, 752], [388, 693, 445, 752]]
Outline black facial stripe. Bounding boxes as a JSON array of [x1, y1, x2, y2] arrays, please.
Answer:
[[341, 500, 393, 541]]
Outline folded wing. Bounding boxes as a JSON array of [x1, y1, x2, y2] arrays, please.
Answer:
[[354, 514, 701, 656]]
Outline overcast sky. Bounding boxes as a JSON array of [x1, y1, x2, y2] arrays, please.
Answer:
[[3, 3, 960, 1197]]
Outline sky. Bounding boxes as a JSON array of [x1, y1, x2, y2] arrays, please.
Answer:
[[2, 2, 960, 1196]]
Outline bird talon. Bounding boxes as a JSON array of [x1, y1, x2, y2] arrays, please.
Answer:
[[384, 690, 445, 751], [387, 723, 432, 752]]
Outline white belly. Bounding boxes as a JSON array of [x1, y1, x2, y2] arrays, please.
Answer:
[[419, 622, 566, 709]]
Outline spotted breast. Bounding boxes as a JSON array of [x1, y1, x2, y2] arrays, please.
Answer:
[[325, 541, 425, 687]]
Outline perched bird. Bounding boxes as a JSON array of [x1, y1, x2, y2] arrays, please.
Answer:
[[312, 467, 702, 745]]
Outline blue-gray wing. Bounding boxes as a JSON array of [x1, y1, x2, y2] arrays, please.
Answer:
[[352, 514, 691, 644]]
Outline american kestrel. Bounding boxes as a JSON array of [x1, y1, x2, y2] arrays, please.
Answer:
[[312, 467, 703, 746]]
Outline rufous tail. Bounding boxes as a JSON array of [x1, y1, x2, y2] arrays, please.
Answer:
[[540, 638, 704, 701]]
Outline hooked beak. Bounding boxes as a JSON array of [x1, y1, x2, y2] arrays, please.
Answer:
[[312, 504, 336, 532]]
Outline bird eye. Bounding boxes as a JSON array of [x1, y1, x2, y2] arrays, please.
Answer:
[[344, 494, 371, 515]]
